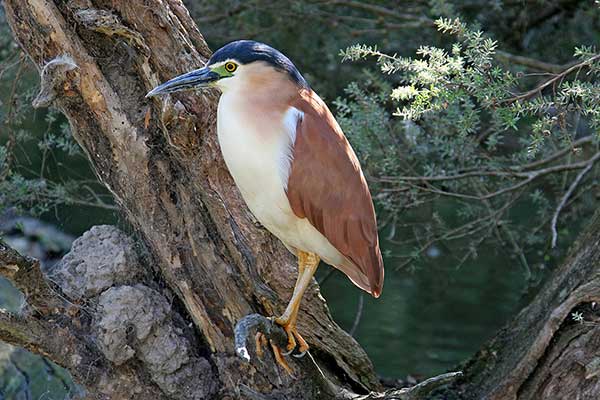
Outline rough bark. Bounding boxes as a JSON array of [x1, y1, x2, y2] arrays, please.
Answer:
[[451, 210, 600, 400], [1, 225, 217, 399], [1, 223, 464, 400], [2, 0, 378, 398], [2, 0, 600, 399]]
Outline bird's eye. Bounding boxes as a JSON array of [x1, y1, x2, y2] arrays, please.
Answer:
[[224, 62, 237, 73]]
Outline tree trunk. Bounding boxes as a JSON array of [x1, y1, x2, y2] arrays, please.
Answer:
[[2, 1, 600, 399], [2, 0, 378, 398], [452, 210, 600, 400]]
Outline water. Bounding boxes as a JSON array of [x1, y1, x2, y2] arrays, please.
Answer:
[[318, 242, 528, 378]]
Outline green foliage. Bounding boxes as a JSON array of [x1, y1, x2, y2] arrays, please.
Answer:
[[339, 11, 600, 277], [186, 0, 440, 99], [1, 0, 597, 280], [0, 13, 113, 219]]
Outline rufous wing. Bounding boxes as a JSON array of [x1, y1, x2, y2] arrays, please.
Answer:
[[286, 89, 384, 297]]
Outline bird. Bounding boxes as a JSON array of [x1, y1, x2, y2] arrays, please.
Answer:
[[147, 40, 384, 373]]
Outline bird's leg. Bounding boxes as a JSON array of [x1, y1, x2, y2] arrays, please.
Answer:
[[254, 261, 307, 359], [277, 258, 306, 352], [274, 251, 319, 355]]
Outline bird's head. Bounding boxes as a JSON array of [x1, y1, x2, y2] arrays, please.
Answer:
[[146, 40, 308, 97]]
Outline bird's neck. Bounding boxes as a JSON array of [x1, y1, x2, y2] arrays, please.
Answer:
[[217, 84, 305, 151], [220, 65, 302, 114]]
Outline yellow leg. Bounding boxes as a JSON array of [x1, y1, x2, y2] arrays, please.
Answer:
[[274, 251, 319, 354]]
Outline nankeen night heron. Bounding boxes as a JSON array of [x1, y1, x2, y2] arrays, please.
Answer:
[[147, 40, 384, 372]]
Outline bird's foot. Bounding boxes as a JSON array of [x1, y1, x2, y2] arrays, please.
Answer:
[[274, 318, 309, 357], [255, 331, 293, 375], [270, 339, 294, 375]]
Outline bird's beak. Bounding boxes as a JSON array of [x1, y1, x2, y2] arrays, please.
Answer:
[[146, 67, 220, 97]]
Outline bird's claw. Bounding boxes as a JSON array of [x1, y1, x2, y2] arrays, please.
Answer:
[[255, 332, 267, 359], [282, 343, 308, 358], [275, 318, 310, 356], [270, 340, 294, 376], [282, 324, 309, 353], [254, 331, 295, 376], [293, 350, 308, 358], [253, 318, 309, 374], [281, 347, 295, 356]]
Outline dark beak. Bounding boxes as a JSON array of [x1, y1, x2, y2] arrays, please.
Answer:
[[146, 67, 220, 97]]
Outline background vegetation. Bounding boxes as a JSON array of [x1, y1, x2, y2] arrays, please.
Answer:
[[0, 0, 599, 398]]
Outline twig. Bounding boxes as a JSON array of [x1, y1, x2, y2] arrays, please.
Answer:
[[520, 136, 593, 170], [495, 50, 572, 74], [550, 152, 600, 248], [392, 195, 517, 271], [378, 136, 594, 183], [59, 198, 119, 211], [384, 371, 463, 400], [343, 370, 463, 399], [379, 169, 530, 182], [195, 2, 251, 24], [349, 294, 364, 337], [393, 154, 600, 201], [328, 0, 429, 22], [503, 53, 600, 104], [500, 224, 531, 279], [0, 53, 26, 180]]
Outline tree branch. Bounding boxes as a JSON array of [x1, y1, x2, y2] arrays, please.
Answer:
[[378, 135, 594, 184], [0, 240, 106, 385], [520, 136, 593, 170], [328, 0, 430, 22], [379, 152, 600, 201], [550, 152, 600, 248], [371, 371, 463, 400], [0, 311, 100, 376], [0, 241, 63, 313], [503, 53, 600, 104], [495, 50, 572, 74]]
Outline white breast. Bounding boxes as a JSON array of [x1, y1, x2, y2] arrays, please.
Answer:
[[217, 94, 298, 238], [216, 92, 348, 268]]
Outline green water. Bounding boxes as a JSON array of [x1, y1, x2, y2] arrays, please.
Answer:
[[318, 242, 527, 378]]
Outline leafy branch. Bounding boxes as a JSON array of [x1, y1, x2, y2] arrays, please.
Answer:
[[339, 16, 600, 276]]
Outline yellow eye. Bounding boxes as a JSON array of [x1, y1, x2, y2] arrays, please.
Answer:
[[224, 62, 237, 73]]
